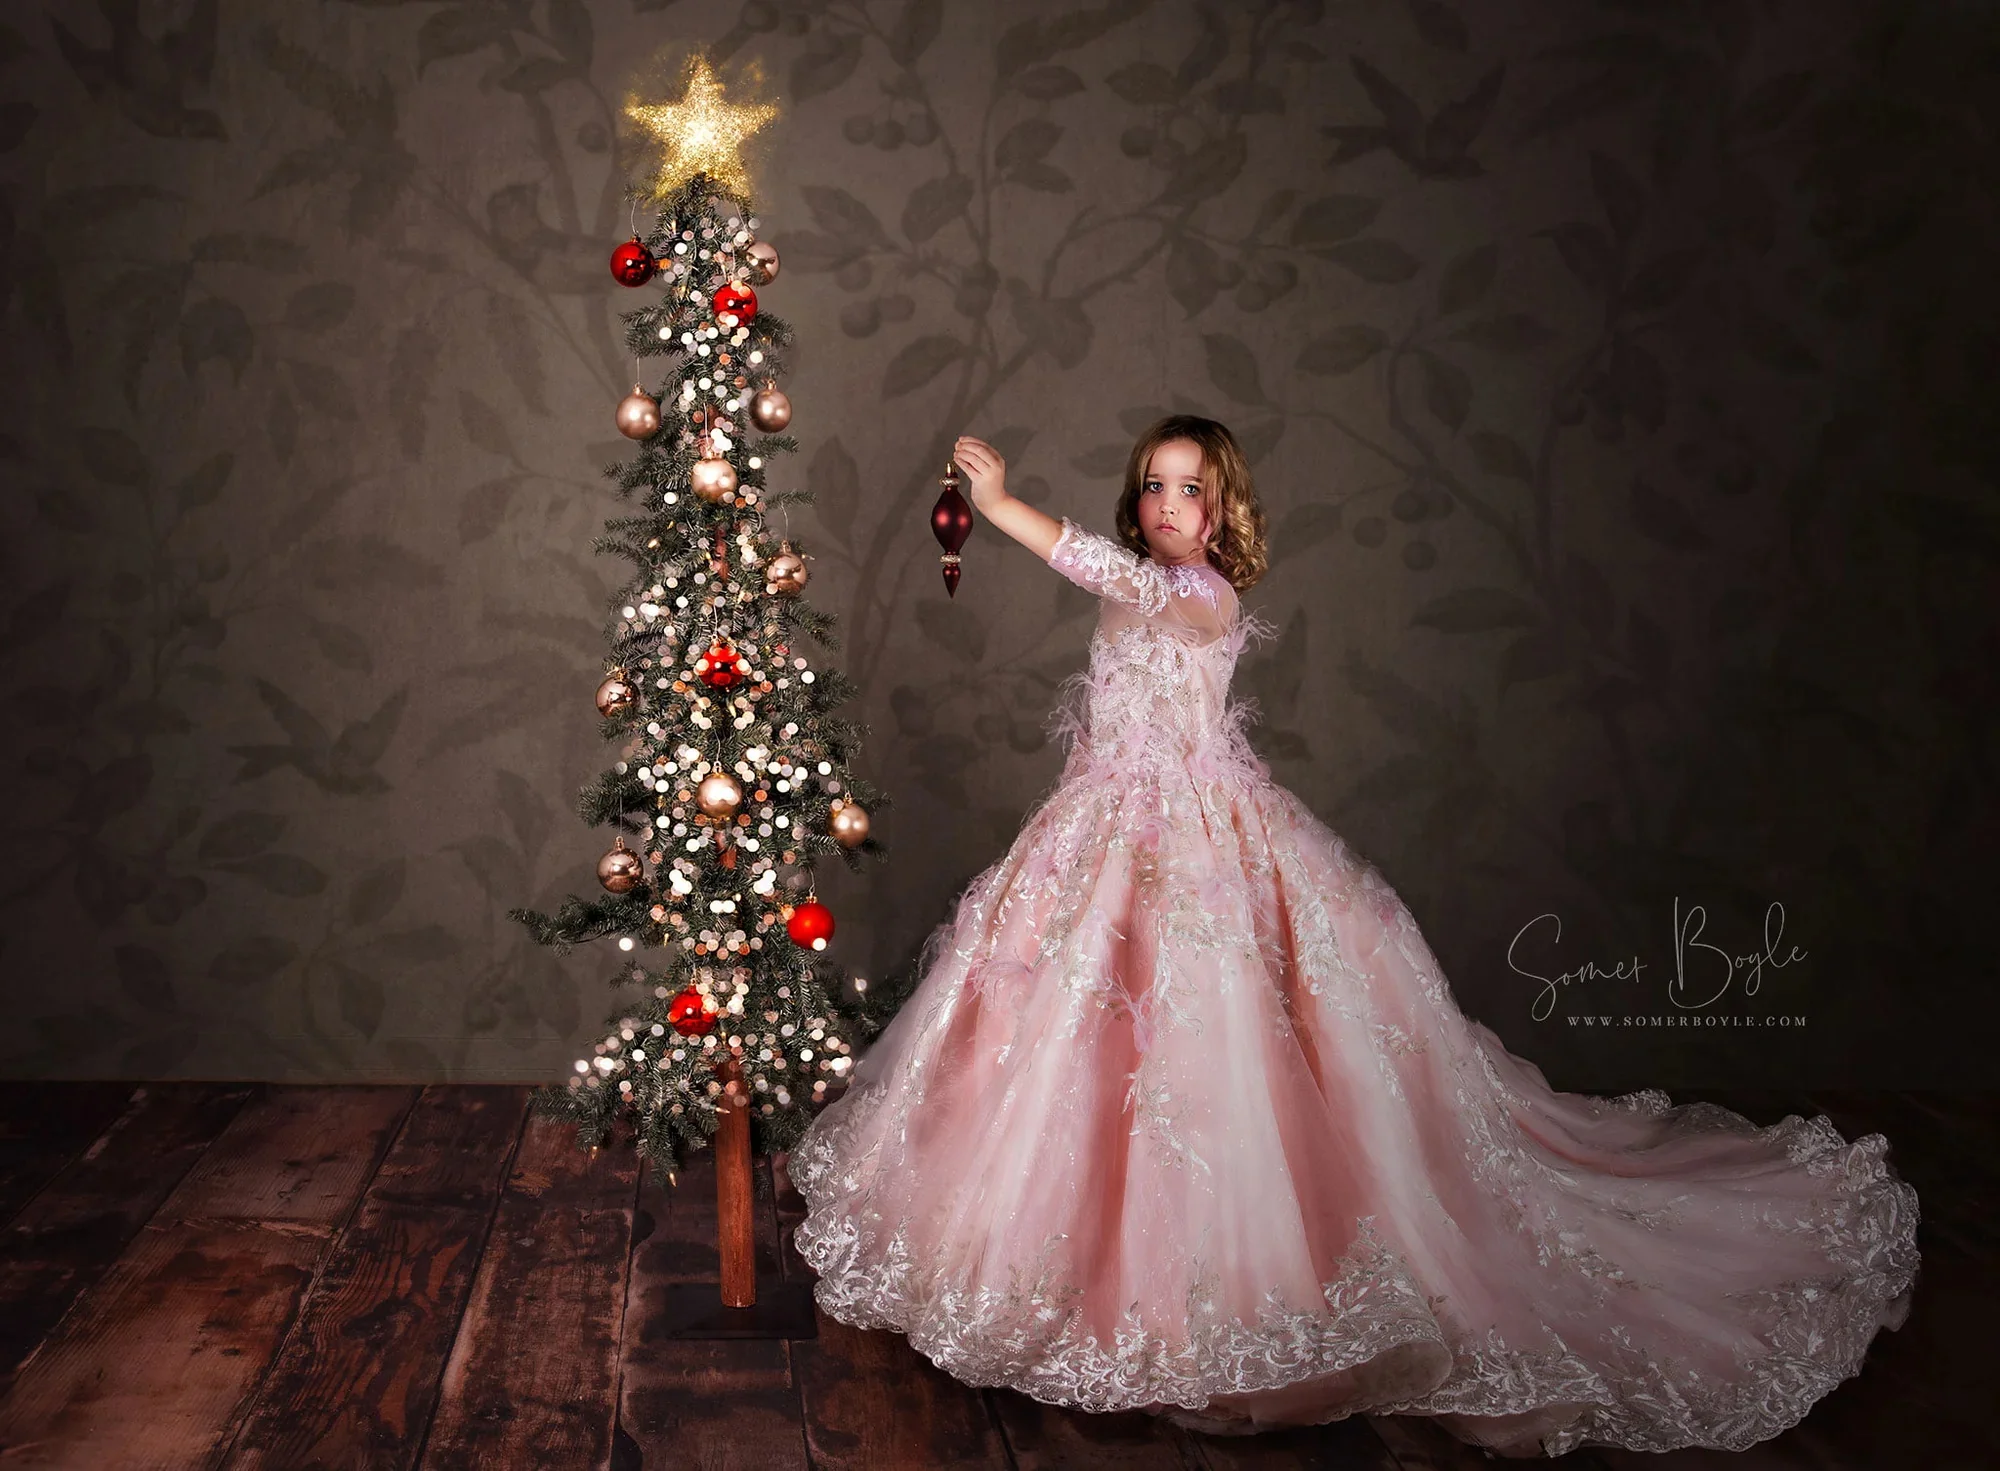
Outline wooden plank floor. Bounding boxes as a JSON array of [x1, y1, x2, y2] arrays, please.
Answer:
[[0, 1082, 1984, 1469]]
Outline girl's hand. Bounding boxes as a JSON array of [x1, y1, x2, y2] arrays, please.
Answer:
[[948, 434, 1064, 561], [952, 436, 1007, 512]]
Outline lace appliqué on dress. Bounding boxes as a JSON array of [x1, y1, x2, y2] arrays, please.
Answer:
[[1050, 517, 1225, 618], [1167, 562, 1221, 609], [1050, 517, 1171, 616]]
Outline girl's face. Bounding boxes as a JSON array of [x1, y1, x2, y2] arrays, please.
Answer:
[[1136, 439, 1214, 565]]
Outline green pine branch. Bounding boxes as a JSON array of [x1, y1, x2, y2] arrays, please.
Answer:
[[507, 889, 654, 956]]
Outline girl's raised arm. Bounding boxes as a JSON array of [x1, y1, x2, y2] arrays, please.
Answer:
[[952, 435, 1234, 644], [953, 436, 1064, 560]]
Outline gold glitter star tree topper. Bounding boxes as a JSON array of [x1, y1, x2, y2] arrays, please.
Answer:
[[626, 53, 780, 204]]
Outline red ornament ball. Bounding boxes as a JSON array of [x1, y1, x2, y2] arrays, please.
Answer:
[[695, 641, 746, 688], [667, 987, 717, 1037], [786, 900, 835, 951], [712, 281, 758, 327], [610, 237, 657, 287]]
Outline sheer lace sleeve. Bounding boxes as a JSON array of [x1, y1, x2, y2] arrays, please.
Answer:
[[1046, 516, 1237, 644]]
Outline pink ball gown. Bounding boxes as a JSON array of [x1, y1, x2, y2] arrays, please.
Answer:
[[787, 516, 1920, 1457]]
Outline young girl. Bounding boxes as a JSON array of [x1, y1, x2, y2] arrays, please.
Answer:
[[787, 415, 1919, 1456]]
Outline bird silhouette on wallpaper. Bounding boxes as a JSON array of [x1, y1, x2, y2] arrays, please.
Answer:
[[787, 414, 1920, 1457]]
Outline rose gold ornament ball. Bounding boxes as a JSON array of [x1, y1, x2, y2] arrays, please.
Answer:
[[597, 837, 644, 893], [696, 771, 745, 818], [616, 387, 660, 440], [745, 240, 780, 284], [829, 800, 870, 848], [595, 672, 637, 716], [691, 454, 738, 502], [765, 544, 808, 594], [750, 387, 792, 432]]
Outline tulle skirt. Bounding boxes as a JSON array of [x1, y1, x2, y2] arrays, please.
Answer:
[[787, 738, 1920, 1457]]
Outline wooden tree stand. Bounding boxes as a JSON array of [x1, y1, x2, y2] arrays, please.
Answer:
[[656, 1053, 818, 1340]]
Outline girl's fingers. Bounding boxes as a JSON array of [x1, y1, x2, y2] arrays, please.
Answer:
[[953, 437, 1002, 476]]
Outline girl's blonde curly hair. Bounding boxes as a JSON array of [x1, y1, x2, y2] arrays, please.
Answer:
[[1112, 414, 1269, 592]]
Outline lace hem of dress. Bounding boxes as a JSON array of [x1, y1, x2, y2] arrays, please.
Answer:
[[788, 1091, 1452, 1414], [786, 1075, 1920, 1456], [1504, 1097, 1924, 1455]]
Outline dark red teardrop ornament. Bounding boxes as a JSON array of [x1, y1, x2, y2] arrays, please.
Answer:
[[610, 237, 657, 287], [931, 462, 973, 598]]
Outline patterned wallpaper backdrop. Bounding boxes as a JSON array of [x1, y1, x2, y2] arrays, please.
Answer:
[[0, 0, 1993, 1089]]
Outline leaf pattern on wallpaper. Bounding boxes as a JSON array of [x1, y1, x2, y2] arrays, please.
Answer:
[[0, 0, 1987, 1082]]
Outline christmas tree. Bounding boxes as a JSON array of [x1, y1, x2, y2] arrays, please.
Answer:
[[510, 57, 890, 1182]]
